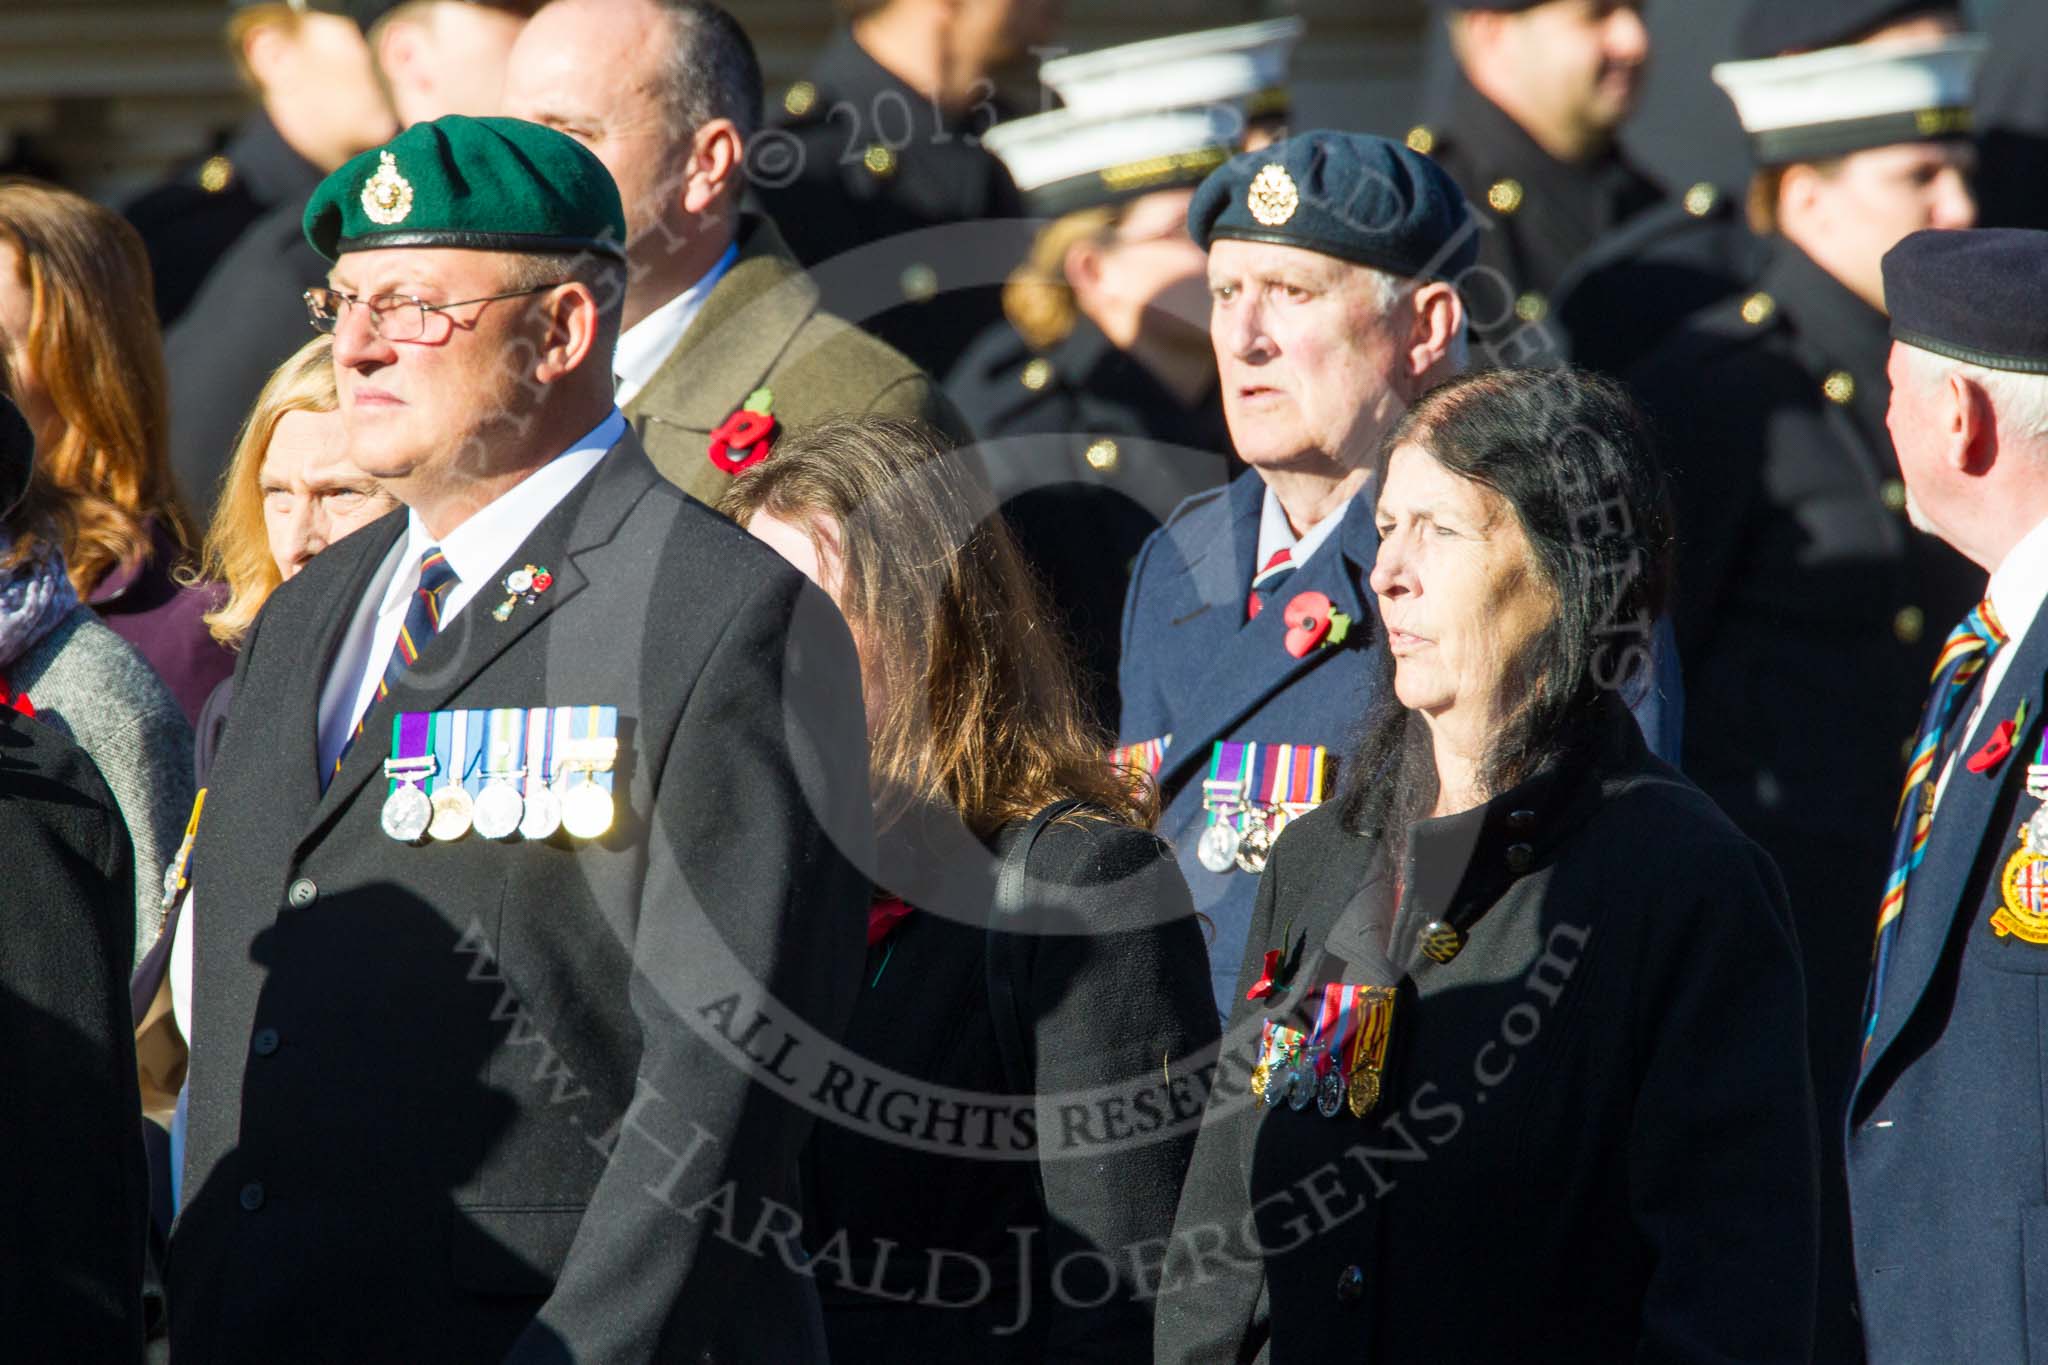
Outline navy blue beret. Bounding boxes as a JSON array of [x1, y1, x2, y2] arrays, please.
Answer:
[[1885, 228, 2048, 373], [1737, 0, 1957, 58], [1188, 131, 1478, 282]]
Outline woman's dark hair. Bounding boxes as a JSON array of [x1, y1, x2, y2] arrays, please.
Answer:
[[1341, 366, 1674, 838]]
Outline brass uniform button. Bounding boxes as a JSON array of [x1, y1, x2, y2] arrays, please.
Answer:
[[1405, 125, 1436, 155], [198, 155, 234, 194], [1487, 177, 1524, 215], [1740, 291, 1776, 326], [1419, 920, 1464, 964], [1020, 358, 1053, 392], [1823, 370, 1856, 405], [899, 263, 938, 303], [1894, 605, 1925, 645], [782, 81, 817, 118], [1683, 181, 1718, 217], [863, 144, 897, 178], [1083, 438, 1120, 473], [1506, 842, 1535, 874], [1514, 291, 1549, 323], [1882, 478, 1908, 513]]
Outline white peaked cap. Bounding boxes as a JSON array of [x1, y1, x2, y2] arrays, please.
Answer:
[[1711, 33, 1987, 166]]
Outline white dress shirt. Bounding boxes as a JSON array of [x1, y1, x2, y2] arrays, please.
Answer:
[[1255, 483, 1350, 579], [173, 409, 626, 1051], [611, 242, 739, 407], [1935, 513, 2048, 808]]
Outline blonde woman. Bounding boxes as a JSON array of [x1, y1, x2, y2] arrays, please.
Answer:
[[722, 416, 1217, 1362], [0, 176, 231, 722], [187, 334, 397, 768]]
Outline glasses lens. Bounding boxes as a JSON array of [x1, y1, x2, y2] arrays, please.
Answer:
[[369, 294, 427, 342], [304, 289, 340, 334]]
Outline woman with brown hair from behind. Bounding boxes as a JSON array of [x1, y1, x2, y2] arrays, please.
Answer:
[[721, 416, 1218, 1362], [0, 175, 232, 724]]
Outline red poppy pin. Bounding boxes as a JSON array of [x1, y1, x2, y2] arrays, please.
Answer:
[[1968, 718, 2019, 774], [1282, 590, 1353, 659], [1245, 949, 1283, 1001], [708, 385, 778, 475]]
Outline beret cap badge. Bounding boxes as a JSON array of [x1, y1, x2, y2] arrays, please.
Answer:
[[361, 151, 414, 227], [1246, 163, 1299, 227]]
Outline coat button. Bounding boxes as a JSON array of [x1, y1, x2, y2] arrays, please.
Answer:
[[252, 1028, 280, 1057], [1419, 920, 1464, 963], [1506, 808, 1536, 833], [287, 878, 317, 908], [1506, 842, 1534, 873], [1893, 606, 1925, 645], [1335, 1263, 1365, 1304], [239, 1181, 266, 1212]]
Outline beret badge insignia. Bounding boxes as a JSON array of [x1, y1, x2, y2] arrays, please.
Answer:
[[1247, 164, 1299, 227], [361, 151, 415, 227]]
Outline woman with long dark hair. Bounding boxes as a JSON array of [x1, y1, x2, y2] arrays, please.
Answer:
[[1155, 368, 1818, 1363], [722, 416, 1218, 1362]]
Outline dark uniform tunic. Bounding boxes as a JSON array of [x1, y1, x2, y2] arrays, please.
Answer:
[[164, 191, 327, 514], [1629, 238, 1980, 1362], [946, 315, 1235, 728], [1155, 699, 1817, 1364], [122, 112, 321, 329], [1848, 534, 2048, 1365], [1412, 72, 1663, 355], [754, 28, 1032, 385], [1553, 184, 1768, 376]]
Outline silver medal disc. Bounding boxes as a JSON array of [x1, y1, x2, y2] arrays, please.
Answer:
[[519, 785, 563, 841], [1317, 1068, 1346, 1118], [1197, 820, 1242, 874], [472, 780, 525, 840], [381, 782, 432, 842], [1287, 1066, 1313, 1111], [2029, 803, 2048, 852]]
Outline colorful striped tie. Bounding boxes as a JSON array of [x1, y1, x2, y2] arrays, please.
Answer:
[[329, 546, 459, 787], [1861, 596, 2007, 1055]]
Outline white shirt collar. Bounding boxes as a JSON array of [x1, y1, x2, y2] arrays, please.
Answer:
[[1987, 513, 2048, 650], [1255, 483, 1348, 577], [612, 242, 740, 407], [381, 409, 626, 617]]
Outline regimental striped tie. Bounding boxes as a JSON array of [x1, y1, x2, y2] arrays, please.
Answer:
[[329, 546, 460, 787], [1247, 547, 1295, 621], [1862, 595, 2007, 1055]]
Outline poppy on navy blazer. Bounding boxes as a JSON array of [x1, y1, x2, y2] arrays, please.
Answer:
[[1118, 466, 1683, 1016]]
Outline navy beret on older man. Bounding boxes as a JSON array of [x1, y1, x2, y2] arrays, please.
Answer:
[[1884, 226, 2048, 372], [1188, 129, 1480, 282]]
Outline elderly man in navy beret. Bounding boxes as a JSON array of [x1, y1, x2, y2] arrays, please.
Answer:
[[166, 115, 873, 1363], [1114, 130, 1679, 1014], [1848, 226, 2048, 1365]]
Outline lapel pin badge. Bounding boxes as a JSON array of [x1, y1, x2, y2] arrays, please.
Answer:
[[491, 563, 554, 623]]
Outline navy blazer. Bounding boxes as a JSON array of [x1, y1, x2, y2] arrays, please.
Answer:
[[1848, 603, 2048, 1364], [1119, 468, 1682, 1016]]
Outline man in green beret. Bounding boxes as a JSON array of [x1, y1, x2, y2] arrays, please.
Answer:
[[167, 114, 874, 1363]]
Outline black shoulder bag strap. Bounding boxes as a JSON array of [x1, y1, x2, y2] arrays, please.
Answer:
[[984, 797, 1086, 1095]]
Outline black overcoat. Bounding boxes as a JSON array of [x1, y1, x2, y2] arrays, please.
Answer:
[[1154, 704, 1818, 1364], [0, 707, 146, 1360], [168, 437, 876, 1362]]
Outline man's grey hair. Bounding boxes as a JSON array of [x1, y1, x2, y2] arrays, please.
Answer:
[[651, 0, 763, 153], [1905, 344, 2048, 444], [502, 250, 629, 335], [1366, 264, 1472, 372]]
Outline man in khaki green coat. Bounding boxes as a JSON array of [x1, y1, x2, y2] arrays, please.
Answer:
[[505, 0, 963, 507]]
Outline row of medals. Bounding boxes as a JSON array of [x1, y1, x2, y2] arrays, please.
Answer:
[[1199, 800, 1309, 875], [381, 737, 618, 844], [1250, 1043, 1378, 1119]]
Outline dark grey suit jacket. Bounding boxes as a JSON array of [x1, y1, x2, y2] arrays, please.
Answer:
[[169, 433, 875, 1362]]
